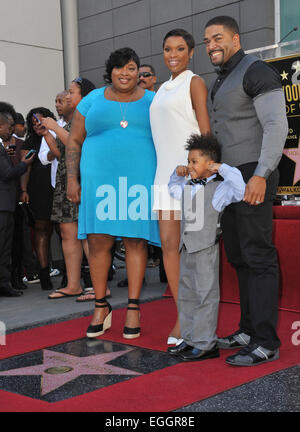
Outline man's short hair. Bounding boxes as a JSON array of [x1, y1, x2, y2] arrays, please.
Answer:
[[140, 64, 156, 75], [15, 112, 25, 125], [205, 16, 240, 35], [185, 133, 221, 163], [0, 101, 17, 123], [56, 90, 68, 98]]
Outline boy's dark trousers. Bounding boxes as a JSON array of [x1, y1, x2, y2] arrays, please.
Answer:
[[220, 163, 281, 351], [0, 211, 14, 290]]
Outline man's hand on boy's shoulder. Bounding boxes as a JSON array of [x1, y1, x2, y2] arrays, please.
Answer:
[[176, 165, 189, 177]]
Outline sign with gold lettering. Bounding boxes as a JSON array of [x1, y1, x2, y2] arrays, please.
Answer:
[[267, 54, 300, 195]]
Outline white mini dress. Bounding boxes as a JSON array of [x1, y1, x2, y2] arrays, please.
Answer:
[[150, 70, 201, 211]]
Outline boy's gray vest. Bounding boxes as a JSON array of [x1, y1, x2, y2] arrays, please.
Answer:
[[207, 55, 262, 167], [180, 180, 221, 253]]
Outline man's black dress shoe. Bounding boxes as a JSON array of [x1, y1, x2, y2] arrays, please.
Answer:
[[167, 341, 193, 356], [179, 345, 220, 361], [217, 331, 250, 349], [0, 285, 23, 297], [225, 344, 279, 367]]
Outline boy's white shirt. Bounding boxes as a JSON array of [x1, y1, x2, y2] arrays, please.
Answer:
[[168, 163, 246, 213]]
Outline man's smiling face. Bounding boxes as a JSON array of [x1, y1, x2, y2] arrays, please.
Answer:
[[204, 24, 240, 67]]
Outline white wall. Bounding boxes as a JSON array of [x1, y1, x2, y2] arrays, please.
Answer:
[[0, 0, 64, 119]]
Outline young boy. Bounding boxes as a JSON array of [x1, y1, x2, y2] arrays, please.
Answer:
[[167, 133, 245, 361]]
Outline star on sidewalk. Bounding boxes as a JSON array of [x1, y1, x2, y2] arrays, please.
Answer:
[[283, 142, 300, 185], [0, 348, 142, 396]]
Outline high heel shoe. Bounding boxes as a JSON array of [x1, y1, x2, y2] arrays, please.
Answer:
[[86, 297, 112, 338], [123, 299, 141, 339]]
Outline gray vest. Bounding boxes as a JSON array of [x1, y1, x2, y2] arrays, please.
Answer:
[[180, 180, 221, 253], [208, 55, 262, 167]]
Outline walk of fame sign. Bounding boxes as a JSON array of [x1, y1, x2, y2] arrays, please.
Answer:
[[267, 54, 300, 196]]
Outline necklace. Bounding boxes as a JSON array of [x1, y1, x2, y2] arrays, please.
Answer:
[[111, 87, 137, 128]]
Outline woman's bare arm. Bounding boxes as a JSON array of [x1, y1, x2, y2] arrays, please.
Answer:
[[190, 75, 211, 135], [66, 110, 86, 203]]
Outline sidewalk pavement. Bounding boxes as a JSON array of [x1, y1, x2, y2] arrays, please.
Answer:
[[0, 261, 167, 332], [1, 262, 299, 412]]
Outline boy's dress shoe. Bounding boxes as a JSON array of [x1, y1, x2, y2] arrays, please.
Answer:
[[179, 345, 220, 361], [167, 341, 193, 356], [217, 331, 250, 349], [226, 344, 279, 367]]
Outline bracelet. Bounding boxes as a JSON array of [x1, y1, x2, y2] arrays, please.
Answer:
[[21, 190, 27, 193]]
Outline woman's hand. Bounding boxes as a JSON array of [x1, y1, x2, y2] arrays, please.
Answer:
[[67, 178, 81, 204], [21, 151, 36, 165], [41, 117, 58, 132], [20, 191, 30, 204], [34, 122, 48, 137]]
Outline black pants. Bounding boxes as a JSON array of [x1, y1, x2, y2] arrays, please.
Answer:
[[221, 163, 281, 351], [11, 204, 37, 280], [0, 211, 14, 289]]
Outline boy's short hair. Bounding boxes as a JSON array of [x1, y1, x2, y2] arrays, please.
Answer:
[[185, 133, 221, 163]]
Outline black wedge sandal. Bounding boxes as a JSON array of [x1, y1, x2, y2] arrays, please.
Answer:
[[123, 299, 141, 339], [86, 297, 112, 338]]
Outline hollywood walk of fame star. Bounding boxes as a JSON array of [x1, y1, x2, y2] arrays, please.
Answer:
[[281, 70, 289, 80], [283, 141, 300, 185], [0, 348, 142, 396]]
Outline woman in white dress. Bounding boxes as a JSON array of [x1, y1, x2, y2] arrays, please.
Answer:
[[150, 29, 211, 345]]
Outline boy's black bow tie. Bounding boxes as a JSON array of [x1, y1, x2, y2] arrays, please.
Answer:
[[188, 178, 207, 186]]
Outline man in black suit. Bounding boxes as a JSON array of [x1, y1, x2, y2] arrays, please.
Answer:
[[0, 105, 35, 297]]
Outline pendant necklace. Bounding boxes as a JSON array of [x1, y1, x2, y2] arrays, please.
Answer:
[[111, 87, 136, 128]]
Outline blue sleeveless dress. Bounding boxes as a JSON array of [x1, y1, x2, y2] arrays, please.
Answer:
[[76, 87, 160, 246]]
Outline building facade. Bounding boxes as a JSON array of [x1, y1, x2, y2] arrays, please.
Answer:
[[77, 0, 300, 88], [0, 0, 64, 117], [1, 0, 299, 115]]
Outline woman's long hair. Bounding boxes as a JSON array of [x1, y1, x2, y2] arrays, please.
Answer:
[[25, 107, 56, 148]]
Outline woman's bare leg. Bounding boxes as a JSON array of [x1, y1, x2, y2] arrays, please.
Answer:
[[55, 221, 82, 294], [33, 219, 53, 269], [123, 237, 147, 329], [88, 234, 115, 325], [159, 210, 181, 339], [82, 238, 89, 260], [77, 237, 111, 298]]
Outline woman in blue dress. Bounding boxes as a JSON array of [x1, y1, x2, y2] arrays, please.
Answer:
[[66, 48, 160, 340]]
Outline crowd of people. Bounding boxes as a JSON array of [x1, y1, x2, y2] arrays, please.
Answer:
[[0, 16, 288, 367]]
